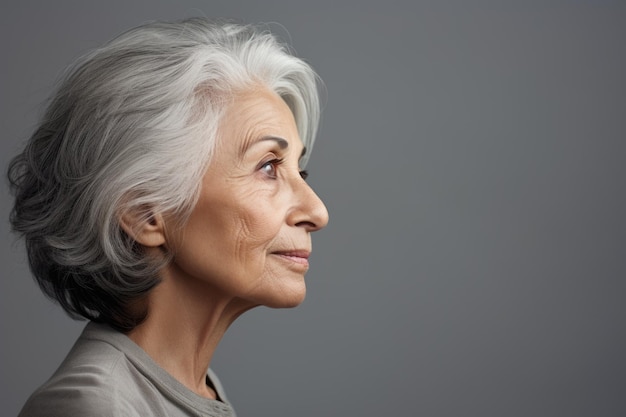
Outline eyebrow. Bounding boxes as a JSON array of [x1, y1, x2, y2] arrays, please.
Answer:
[[260, 136, 289, 149], [246, 135, 307, 158]]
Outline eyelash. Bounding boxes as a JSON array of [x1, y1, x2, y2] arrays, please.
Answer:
[[260, 158, 284, 179], [259, 158, 309, 181]]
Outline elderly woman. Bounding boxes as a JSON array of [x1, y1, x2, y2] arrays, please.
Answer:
[[9, 18, 328, 416]]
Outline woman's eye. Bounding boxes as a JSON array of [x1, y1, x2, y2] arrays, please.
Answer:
[[299, 170, 309, 180], [260, 159, 280, 178]]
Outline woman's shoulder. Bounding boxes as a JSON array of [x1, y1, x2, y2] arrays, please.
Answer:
[[18, 357, 142, 417], [18, 322, 167, 417], [18, 372, 139, 417]]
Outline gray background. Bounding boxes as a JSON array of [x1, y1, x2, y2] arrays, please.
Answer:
[[1, 1, 625, 416]]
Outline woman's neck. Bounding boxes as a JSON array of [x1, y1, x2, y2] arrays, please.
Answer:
[[127, 265, 255, 399]]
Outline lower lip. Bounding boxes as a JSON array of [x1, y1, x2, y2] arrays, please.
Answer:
[[274, 254, 310, 267]]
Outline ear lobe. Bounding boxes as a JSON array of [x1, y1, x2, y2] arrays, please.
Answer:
[[119, 208, 167, 248]]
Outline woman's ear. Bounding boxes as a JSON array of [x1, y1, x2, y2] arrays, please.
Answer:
[[119, 208, 167, 248]]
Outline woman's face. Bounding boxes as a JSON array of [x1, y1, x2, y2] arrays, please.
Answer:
[[167, 87, 328, 308]]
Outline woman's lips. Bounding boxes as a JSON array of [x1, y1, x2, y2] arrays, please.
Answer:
[[272, 250, 310, 266]]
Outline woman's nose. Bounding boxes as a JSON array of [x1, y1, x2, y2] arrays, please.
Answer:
[[288, 179, 329, 232]]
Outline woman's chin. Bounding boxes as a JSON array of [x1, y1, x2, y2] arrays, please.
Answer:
[[261, 281, 307, 309]]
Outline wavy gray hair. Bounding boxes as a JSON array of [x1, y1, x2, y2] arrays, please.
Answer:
[[8, 18, 321, 331]]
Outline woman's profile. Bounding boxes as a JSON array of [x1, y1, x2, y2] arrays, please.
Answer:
[[8, 17, 328, 416]]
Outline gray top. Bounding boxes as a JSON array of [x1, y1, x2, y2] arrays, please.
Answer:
[[19, 322, 236, 417]]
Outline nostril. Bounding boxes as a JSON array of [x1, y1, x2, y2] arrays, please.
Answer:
[[295, 220, 318, 230]]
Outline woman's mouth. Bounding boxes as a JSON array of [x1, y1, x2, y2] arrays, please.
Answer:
[[271, 250, 310, 267]]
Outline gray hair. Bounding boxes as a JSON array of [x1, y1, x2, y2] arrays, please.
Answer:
[[8, 18, 322, 331]]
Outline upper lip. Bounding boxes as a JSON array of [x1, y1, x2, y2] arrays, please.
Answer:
[[272, 250, 311, 258]]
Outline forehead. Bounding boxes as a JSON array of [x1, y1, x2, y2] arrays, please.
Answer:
[[217, 87, 302, 155]]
